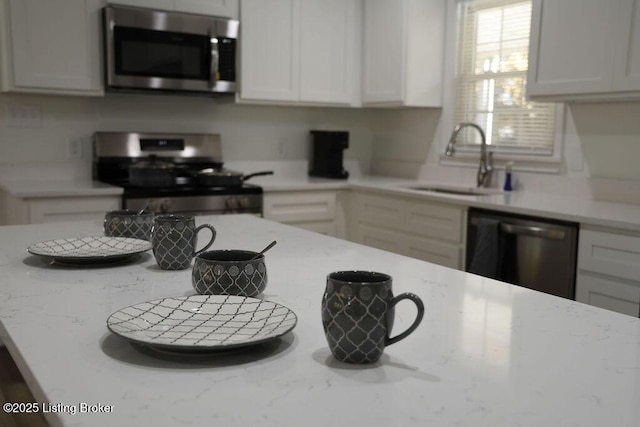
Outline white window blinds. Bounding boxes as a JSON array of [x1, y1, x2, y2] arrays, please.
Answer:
[[454, 0, 556, 155]]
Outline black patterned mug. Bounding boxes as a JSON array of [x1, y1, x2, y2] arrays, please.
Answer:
[[192, 250, 267, 297], [321, 271, 424, 364], [104, 210, 154, 240], [151, 215, 216, 270]]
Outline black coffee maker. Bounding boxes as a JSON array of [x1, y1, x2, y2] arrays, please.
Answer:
[[308, 130, 349, 179]]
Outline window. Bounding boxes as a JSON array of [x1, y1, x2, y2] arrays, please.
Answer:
[[452, 0, 557, 156]]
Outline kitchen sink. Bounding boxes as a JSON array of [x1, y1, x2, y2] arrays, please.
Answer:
[[400, 184, 503, 197]]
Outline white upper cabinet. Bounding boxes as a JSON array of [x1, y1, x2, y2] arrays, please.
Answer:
[[298, 0, 361, 105], [239, 0, 361, 106], [106, 0, 239, 18], [362, 0, 445, 107], [613, 0, 640, 91], [173, 0, 238, 18], [0, 0, 104, 96], [528, 0, 640, 101], [240, 0, 299, 102]]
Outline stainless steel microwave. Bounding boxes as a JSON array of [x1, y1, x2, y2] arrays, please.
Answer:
[[103, 5, 238, 96]]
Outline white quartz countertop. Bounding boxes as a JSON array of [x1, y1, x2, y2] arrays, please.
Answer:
[[0, 179, 123, 198], [0, 215, 639, 427], [252, 174, 640, 232], [3, 172, 640, 231]]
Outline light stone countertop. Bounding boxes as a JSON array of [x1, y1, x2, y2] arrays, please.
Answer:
[[0, 215, 639, 427], [0, 179, 123, 198], [2, 173, 640, 232], [252, 174, 640, 232]]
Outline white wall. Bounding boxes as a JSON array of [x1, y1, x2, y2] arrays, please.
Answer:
[[0, 92, 375, 179]]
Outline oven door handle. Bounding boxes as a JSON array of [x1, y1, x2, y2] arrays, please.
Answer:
[[210, 36, 219, 88]]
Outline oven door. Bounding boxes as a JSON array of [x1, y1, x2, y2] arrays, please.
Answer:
[[103, 5, 238, 94]]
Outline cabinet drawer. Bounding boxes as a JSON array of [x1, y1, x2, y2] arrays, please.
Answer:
[[29, 197, 120, 224], [405, 200, 463, 243], [354, 193, 405, 231], [264, 192, 336, 223], [576, 272, 640, 317], [578, 229, 640, 282]]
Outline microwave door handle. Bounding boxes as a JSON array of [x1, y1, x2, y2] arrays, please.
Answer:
[[210, 36, 219, 88]]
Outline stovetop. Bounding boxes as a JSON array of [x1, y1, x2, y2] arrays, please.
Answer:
[[93, 131, 263, 197]]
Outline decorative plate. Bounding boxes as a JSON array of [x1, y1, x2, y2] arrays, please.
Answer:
[[107, 295, 298, 352], [27, 236, 152, 263]]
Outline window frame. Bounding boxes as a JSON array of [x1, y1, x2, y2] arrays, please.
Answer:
[[439, 0, 565, 174]]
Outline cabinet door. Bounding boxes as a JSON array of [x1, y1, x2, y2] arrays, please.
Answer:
[[174, 0, 238, 18], [576, 273, 640, 317], [298, 0, 359, 105], [240, 0, 299, 101], [613, 0, 640, 91], [354, 223, 406, 255], [527, 0, 620, 98], [576, 229, 640, 317], [362, 0, 443, 107], [405, 235, 460, 269], [7, 0, 103, 95], [362, 0, 405, 104]]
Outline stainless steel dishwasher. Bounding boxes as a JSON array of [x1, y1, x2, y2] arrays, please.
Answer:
[[466, 208, 579, 299]]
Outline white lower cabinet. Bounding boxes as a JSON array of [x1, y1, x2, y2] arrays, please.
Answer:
[[348, 191, 464, 269], [576, 228, 640, 317], [263, 191, 345, 238], [0, 192, 120, 225]]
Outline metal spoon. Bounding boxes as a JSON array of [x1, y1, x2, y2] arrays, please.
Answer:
[[137, 202, 149, 215], [251, 240, 277, 260]]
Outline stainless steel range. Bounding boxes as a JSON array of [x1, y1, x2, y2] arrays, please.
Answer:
[[93, 132, 265, 216]]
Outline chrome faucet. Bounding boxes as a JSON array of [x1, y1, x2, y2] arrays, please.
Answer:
[[445, 122, 493, 188]]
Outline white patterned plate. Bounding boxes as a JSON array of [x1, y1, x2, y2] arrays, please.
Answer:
[[107, 295, 298, 352], [27, 236, 152, 264]]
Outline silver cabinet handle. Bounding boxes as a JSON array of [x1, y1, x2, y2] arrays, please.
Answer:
[[210, 36, 219, 88], [470, 218, 566, 240]]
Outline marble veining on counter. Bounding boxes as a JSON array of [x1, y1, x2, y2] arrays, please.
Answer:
[[0, 215, 639, 427]]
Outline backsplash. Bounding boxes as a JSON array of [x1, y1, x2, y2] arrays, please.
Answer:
[[2, 92, 640, 204], [0, 93, 375, 180]]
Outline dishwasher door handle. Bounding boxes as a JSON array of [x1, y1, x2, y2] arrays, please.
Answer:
[[500, 223, 566, 240], [471, 218, 566, 240]]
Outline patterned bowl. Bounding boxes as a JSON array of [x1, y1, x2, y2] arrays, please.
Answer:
[[192, 250, 267, 297], [104, 210, 154, 241]]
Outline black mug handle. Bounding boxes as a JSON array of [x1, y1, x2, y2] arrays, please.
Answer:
[[194, 224, 216, 255], [385, 293, 425, 346]]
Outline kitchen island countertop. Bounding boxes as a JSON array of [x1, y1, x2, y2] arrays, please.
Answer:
[[0, 215, 639, 427]]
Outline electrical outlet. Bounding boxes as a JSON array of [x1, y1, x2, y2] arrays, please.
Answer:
[[68, 139, 83, 159], [278, 138, 288, 159]]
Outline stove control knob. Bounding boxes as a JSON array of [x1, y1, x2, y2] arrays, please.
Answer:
[[226, 197, 239, 210], [146, 200, 157, 212], [239, 197, 251, 209], [160, 199, 171, 213]]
